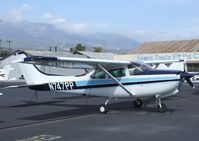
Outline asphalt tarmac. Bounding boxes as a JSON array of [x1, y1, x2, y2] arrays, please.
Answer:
[[0, 84, 199, 141]]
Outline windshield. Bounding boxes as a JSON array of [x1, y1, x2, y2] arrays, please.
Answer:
[[131, 61, 152, 70], [128, 61, 152, 75]]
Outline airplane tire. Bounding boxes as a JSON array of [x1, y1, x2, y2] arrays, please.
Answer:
[[99, 105, 108, 114], [157, 103, 167, 113], [134, 99, 143, 108]]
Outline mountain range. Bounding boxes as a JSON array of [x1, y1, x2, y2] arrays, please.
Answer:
[[0, 19, 139, 53]]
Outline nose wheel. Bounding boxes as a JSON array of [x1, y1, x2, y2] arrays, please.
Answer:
[[156, 97, 167, 113], [157, 103, 167, 113]]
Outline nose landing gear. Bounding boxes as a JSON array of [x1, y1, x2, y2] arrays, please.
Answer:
[[156, 96, 167, 113]]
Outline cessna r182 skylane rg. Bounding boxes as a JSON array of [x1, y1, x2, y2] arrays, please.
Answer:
[[10, 55, 194, 113]]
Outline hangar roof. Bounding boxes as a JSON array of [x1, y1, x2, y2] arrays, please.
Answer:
[[0, 50, 114, 61], [24, 50, 84, 58], [73, 51, 114, 59], [129, 39, 199, 54]]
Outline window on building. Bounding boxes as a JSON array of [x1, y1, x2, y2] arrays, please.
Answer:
[[187, 63, 199, 72]]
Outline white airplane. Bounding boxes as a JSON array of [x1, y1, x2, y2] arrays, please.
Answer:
[[11, 55, 194, 113]]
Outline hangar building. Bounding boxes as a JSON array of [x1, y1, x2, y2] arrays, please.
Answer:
[[115, 39, 199, 72]]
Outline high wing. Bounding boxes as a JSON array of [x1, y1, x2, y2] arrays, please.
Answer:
[[21, 56, 131, 69]]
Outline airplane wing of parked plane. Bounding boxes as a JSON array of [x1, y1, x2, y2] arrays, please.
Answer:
[[21, 56, 131, 69]]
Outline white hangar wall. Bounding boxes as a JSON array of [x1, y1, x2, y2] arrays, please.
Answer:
[[114, 52, 199, 72]]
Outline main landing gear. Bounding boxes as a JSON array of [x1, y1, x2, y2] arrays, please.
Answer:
[[99, 97, 111, 114], [133, 99, 143, 108]]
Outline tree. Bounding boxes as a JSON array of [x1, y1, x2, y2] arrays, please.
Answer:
[[75, 43, 86, 51], [70, 47, 75, 53], [94, 47, 103, 52], [70, 43, 86, 53], [0, 50, 9, 57]]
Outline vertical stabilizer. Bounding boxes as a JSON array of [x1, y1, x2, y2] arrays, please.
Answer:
[[19, 63, 71, 85], [19, 64, 49, 85]]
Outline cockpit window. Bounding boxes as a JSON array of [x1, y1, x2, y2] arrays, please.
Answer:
[[91, 68, 126, 79], [108, 68, 126, 78], [91, 70, 106, 79]]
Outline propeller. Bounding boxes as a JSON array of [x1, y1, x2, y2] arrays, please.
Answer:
[[180, 71, 194, 88], [186, 78, 194, 88], [178, 59, 194, 88]]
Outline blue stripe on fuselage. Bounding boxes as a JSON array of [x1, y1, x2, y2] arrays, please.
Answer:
[[76, 76, 179, 87]]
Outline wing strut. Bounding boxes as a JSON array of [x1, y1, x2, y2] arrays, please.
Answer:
[[97, 64, 135, 98]]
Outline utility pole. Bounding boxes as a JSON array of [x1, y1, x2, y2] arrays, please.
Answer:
[[55, 46, 57, 52], [0, 39, 1, 49], [7, 40, 12, 52]]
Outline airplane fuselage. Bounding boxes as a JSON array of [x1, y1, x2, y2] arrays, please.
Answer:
[[29, 69, 182, 99]]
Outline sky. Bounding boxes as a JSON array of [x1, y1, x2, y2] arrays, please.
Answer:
[[0, 0, 199, 42]]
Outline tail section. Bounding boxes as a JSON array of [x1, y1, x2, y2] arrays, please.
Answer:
[[14, 51, 47, 84], [14, 51, 73, 85], [19, 64, 48, 85], [19, 63, 72, 85]]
